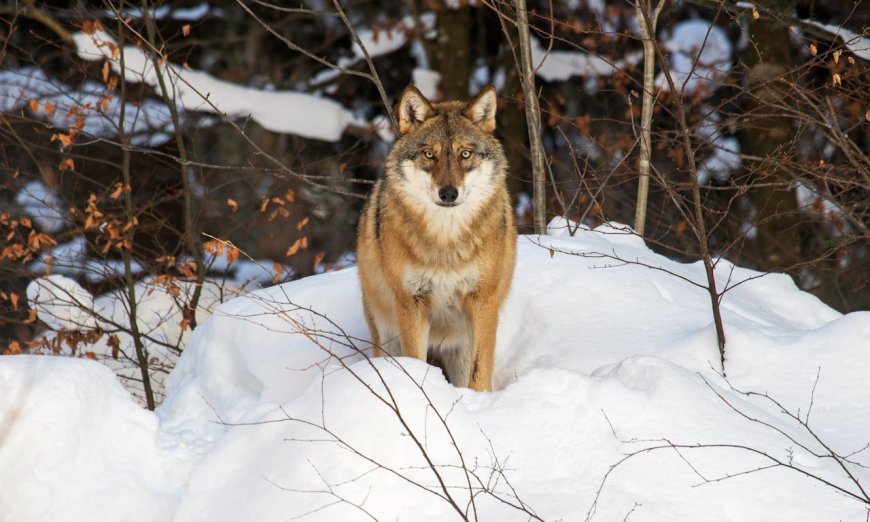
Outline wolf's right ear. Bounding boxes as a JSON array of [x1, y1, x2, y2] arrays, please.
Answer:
[[463, 85, 497, 133], [397, 86, 434, 135]]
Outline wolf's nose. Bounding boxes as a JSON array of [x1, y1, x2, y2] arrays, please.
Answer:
[[438, 186, 459, 203]]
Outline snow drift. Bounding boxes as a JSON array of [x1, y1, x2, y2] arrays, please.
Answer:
[[4, 221, 869, 521]]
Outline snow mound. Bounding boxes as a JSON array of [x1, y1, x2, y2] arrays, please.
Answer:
[[0, 356, 189, 522], [4, 220, 869, 521]]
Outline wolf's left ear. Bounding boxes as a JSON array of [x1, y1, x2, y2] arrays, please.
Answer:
[[463, 86, 497, 133], [398, 86, 434, 135]]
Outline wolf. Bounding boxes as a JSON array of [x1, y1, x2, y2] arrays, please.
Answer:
[[357, 85, 517, 392]]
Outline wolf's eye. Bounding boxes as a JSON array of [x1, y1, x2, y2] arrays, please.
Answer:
[[460, 150, 472, 159], [423, 150, 434, 159]]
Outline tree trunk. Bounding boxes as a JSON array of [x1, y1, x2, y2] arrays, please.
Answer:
[[745, 8, 801, 272], [500, 34, 530, 210], [433, 5, 471, 99]]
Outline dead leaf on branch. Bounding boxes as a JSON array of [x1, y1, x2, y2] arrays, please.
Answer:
[[272, 263, 284, 285], [6, 341, 22, 355], [81, 20, 104, 35], [285, 237, 308, 257], [106, 334, 120, 359]]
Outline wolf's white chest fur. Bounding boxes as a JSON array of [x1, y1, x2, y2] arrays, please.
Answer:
[[403, 264, 480, 330]]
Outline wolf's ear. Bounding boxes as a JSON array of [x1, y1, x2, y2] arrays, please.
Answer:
[[463, 86, 497, 133], [397, 86, 434, 135]]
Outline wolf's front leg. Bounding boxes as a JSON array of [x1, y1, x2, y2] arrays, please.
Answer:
[[395, 294, 430, 362], [464, 297, 499, 391]]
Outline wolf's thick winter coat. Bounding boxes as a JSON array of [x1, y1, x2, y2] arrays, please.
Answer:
[[357, 86, 517, 391]]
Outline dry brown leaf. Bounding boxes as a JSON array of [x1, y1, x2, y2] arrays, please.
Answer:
[[312, 252, 325, 271], [227, 198, 239, 213], [809, 42, 818, 56], [285, 237, 308, 257], [107, 334, 120, 359], [82, 20, 101, 35], [6, 341, 22, 355], [832, 73, 842, 87], [102, 61, 110, 82], [44, 101, 56, 118], [296, 217, 309, 231], [29, 99, 39, 113], [833, 50, 842, 64], [110, 183, 125, 199], [182, 24, 191, 37], [751, 6, 760, 19], [59, 157, 75, 171]]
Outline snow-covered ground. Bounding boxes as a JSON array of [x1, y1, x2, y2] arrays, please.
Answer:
[[3, 220, 868, 521]]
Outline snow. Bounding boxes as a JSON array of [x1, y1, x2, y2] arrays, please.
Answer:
[[73, 31, 359, 142], [14, 180, 69, 233], [531, 36, 643, 82], [27, 275, 98, 331], [697, 136, 741, 184], [806, 20, 870, 61], [412, 68, 442, 99], [27, 238, 84, 276], [26, 275, 243, 403], [7, 220, 870, 521], [101, 2, 221, 22], [0, 356, 189, 522], [0, 67, 176, 147], [657, 20, 733, 94]]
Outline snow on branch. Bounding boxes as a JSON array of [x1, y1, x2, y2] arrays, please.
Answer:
[[73, 30, 361, 142], [530, 36, 642, 82], [802, 20, 870, 61]]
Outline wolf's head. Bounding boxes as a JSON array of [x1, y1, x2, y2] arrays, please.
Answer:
[[387, 86, 507, 212]]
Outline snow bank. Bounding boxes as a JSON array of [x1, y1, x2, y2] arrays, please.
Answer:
[[5, 221, 869, 521], [27, 275, 243, 403], [0, 356, 188, 522]]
